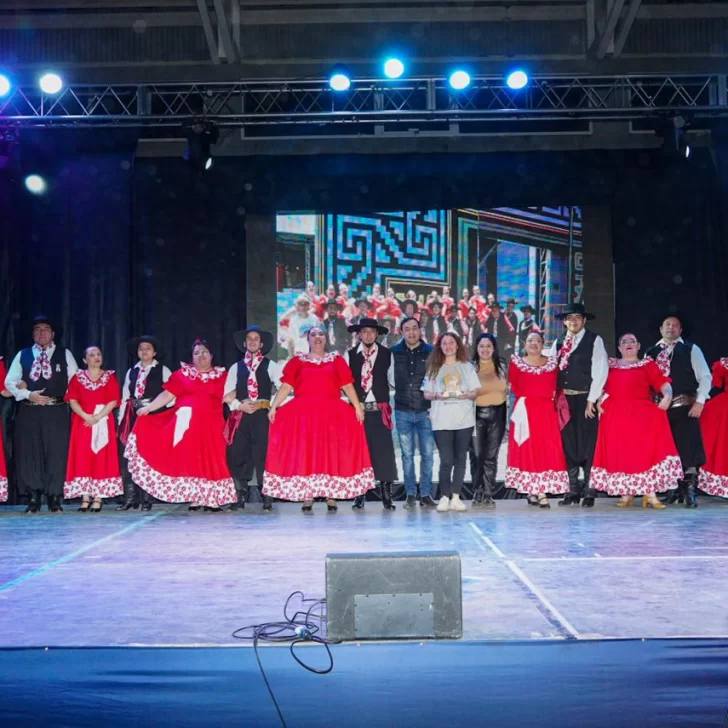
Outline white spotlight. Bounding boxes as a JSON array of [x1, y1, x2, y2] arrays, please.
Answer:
[[448, 70, 471, 91], [25, 175, 47, 194], [39, 73, 63, 94]]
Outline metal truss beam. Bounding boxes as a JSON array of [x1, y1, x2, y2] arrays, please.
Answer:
[[1, 75, 727, 130]]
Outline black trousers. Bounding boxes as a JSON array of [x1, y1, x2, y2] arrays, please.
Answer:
[[434, 427, 473, 496], [226, 409, 269, 486], [560, 393, 599, 495], [667, 406, 706, 471], [363, 410, 398, 482], [472, 404, 506, 497], [14, 403, 70, 497]]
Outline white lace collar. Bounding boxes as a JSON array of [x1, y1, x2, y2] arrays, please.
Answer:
[[76, 370, 114, 391], [296, 352, 338, 365], [608, 357, 651, 370], [512, 355, 557, 375], [179, 363, 226, 381], [720, 358, 728, 371]]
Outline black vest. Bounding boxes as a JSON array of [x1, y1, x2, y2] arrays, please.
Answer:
[[645, 341, 698, 396], [391, 340, 433, 412], [20, 346, 69, 398], [127, 363, 166, 401], [556, 329, 598, 391], [235, 358, 273, 400], [518, 319, 537, 345], [347, 345, 391, 404]]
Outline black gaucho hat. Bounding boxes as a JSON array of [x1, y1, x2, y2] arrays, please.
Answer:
[[325, 298, 343, 311], [555, 302, 596, 321], [520, 304, 535, 315], [128, 335, 166, 361], [347, 317, 389, 336], [28, 315, 62, 340], [233, 325, 274, 355], [655, 311, 691, 338]]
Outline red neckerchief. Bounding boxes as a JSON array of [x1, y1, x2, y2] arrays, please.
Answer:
[[244, 350, 264, 400], [29, 345, 52, 382]]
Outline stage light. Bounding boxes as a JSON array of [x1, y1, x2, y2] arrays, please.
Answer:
[[39, 72, 63, 94], [383, 58, 405, 79], [183, 121, 219, 172], [506, 70, 529, 90], [448, 70, 471, 91], [0, 74, 11, 97], [329, 66, 351, 92], [25, 175, 47, 194], [684, 143, 691, 160]]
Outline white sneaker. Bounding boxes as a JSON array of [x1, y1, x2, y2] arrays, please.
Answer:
[[436, 496, 451, 512], [450, 494, 467, 512]]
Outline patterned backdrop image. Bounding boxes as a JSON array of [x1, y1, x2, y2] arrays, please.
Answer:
[[274, 207, 585, 497]]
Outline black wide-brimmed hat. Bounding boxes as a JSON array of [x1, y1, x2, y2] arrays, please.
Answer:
[[555, 302, 596, 321], [401, 299, 419, 313], [28, 315, 62, 340], [354, 298, 373, 309], [325, 298, 343, 310], [234, 325, 274, 355], [127, 335, 166, 361], [520, 304, 535, 314], [506, 298, 518, 306], [430, 300, 443, 310], [347, 317, 388, 336], [654, 311, 692, 337]]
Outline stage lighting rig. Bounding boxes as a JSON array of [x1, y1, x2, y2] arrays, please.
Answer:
[[657, 116, 691, 161], [506, 70, 529, 90], [39, 72, 63, 94], [383, 58, 405, 79], [328, 65, 351, 92], [448, 70, 471, 90], [0, 73, 10, 97], [183, 120, 219, 171]]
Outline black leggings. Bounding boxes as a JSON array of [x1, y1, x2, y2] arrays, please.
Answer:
[[471, 404, 507, 498], [434, 427, 474, 496]]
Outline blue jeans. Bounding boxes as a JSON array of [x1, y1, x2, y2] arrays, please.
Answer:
[[395, 410, 435, 497]]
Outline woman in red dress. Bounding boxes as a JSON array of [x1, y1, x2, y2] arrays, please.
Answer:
[[0, 357, 9, 502], [263, 325, 374, 513], [125, 339, 236, 511], [591, 334, 682, 508], [699, 358, 728, 498], [64, 347, 123, 512], [505, 331, 569, 506]]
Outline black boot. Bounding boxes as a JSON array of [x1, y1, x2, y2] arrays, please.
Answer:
[[25, 491, 42, 514], [684, 472, 699, 509], [581, 490, 596, 508], [403, 495, 417, 509], [262, 495, 273, 512], [661, 482, 682, 505], [49, 494, 63, 513], [116, 481, 139, 511], [472, 489, 486, 508], [229, 480, 247, 511], [352, 495, 366, 510], [559, 467, 582, 506], [381, 481, 396, 511]]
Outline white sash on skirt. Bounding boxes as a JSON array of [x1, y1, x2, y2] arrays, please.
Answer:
[[511, 397, 530, 446], [91, 404, 109, 454], [173, 406, 193, 447]]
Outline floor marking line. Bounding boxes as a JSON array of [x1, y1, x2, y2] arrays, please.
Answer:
[[504, 560, 582, 640], [523, 554, 728, 563], [0, 513, 164, 593], [468, 522, 507, 559]]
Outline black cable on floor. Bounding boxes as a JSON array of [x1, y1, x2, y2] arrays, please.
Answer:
[[232, 591, 333, 727]]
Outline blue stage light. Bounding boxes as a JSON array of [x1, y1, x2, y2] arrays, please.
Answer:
[[0, 74, 11, 97], [329, 66, 351, 92], [25, 175, 47, 194], [506, 70, 529, 90], [448, 70, 471, 91], [39, 73, 63, 94], [383, 58, 405, 79]]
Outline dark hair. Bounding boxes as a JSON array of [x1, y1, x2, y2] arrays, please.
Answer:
[[400, 316, 420, 330], [191, 338, 213, 357], [472, 333, 505, 378], [426, 332, 469, 377], [525, 330, 545, 344]]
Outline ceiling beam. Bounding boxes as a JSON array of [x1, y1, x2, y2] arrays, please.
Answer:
[[613, 0, 642, 57], [593, 0, 628, 59], [211, 0, 237, 62], [195, 0, 220, 65]]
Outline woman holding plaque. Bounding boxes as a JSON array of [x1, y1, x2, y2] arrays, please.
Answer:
[[422, 332, 480, 513]]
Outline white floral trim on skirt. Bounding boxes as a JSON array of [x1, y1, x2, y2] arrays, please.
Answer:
[[591, 455, 682, 496], [125, 433, 236, 507], [699, 468, 728, 498], [504, 467, 570, 495], [64, 476, 124, 499], [0, 476, 7, 503], [263, 468, 375, 502]]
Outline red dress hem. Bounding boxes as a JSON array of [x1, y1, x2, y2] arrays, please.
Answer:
[[263, 467, 375, 502], [699, 469, 728, 498], [504, 467, 569, 495], [64, 476, 124, 499], [591, 455, 682, 496]]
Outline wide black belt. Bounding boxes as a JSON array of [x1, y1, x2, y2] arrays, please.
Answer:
[[23, 397, 65, 406]]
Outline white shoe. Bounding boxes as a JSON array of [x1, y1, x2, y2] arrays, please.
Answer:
[[450, 494, 467, 512], [436, 496, 451, 512]]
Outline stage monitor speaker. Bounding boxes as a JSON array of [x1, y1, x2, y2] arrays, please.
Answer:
[[325, 551, 462, 641]]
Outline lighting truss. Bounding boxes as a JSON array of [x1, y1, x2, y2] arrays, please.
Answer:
[[0, 74, 727, 129]]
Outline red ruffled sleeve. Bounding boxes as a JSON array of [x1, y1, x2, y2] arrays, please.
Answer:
[[646, 359, 670, 392], [163, 370, 186, 398], [106, 372, 122, 405], [334, 354, 354, 388], [281, 356, 301, 388], [64, 373, 81, 402], [507, 359, 520, 396], [0, 358, 6, 388], [711, 360, 726, 390]]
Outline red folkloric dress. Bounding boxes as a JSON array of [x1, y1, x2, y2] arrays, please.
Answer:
[[0, 357, 8, 501], [699, 358, 728, 498], [64, 370, 124, 499], [263, 352, 374, 501], [505, 355, 569, 495], [125, 364, 236, 507], [591, 358, 682, 495]]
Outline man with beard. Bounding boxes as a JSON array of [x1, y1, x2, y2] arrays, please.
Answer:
[[322, 298, 348, 354], [546, 303, 609, 508], [517, 305, 540, 354], [346, 318, 398, 511], [645, 314, 711, 507], [425, 300, 448, 344]]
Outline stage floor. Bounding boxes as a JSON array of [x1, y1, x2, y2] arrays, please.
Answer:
[[1, 497, 727, 647]]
